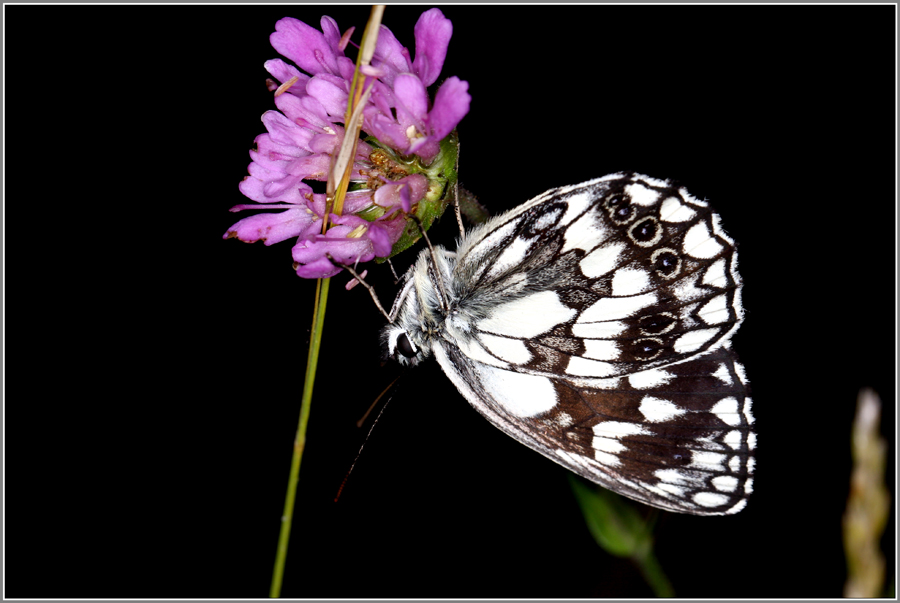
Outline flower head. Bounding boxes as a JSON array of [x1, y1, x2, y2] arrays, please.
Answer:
[[225, 9, 470, 281]]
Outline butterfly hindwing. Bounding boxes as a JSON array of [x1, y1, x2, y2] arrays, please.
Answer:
[[434, 341, 753, 514]]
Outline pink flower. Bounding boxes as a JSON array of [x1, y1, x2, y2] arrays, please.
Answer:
[[225, 9, 469, 280]]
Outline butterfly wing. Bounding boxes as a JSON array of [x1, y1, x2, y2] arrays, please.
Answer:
[[447, 173, 743, 380], [434, 342, 753, 515], [437, 173, 754, 514]]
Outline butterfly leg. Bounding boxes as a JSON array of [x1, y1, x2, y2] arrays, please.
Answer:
[[326, 254, 393, 323]]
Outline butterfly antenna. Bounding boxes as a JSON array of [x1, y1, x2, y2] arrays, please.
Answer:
[[409, 215, 450, 312], [356, 372, 402, 428], [453, 142, 464, 237], [334, 374, 401, 503], [327, 254, 393, 323], [453, 180, 464, 237]]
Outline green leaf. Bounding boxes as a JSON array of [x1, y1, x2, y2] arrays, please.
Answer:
[[569, 474, 652, 558]]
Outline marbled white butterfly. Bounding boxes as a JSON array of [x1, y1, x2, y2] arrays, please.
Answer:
[[382, 173, 754, 515]]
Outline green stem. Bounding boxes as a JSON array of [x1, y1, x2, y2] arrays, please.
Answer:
[[270, 276, 331, 598], [634, 547, 675, 598]]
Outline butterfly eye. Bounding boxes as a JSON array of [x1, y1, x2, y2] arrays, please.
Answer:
[[396, 332, 417, 358]]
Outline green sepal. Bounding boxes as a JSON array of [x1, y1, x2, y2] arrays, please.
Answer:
[[355, 204, 387, 222], [374, 131, 459, 262]]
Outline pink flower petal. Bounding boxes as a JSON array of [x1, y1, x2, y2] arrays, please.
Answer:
[[365, 111, 411, 152], [308, 132, 340, 155], [261, 110, 315, 149], [412, 9, 452, 87], [345, 269, 368, 290], [284, 153, 331, 180], [319, 16, 342, 54], [329, 237, 376, 264], [373, 174, 428, 213], [239, 174, 309, 206], [245, 148, 282, 174], [239, 155, 315, 205], [264, 59, 311, 95], [292, 224, 375, 266], [374, 211, 410, 249], [223, 208, 318, 245], [429, 76, 470, 141], [393, 73, 429, 122], [407, 139, 440, 163], [366, 221, 394, 257], [273, 93, 331, 132], [261, 173, 309, 199], [337, 56, 357, 82], [295, 256, 342, 279], [270, 17, 340, 76], [370, 80, 396, 116], [257, 129, 314, 160], [372, 24, 410, 86], [306, 74, 349, 118], [305, 193, 329, 215], [342, 190, 377, 215], [329, 213, 370, 232], [338, 25, 355, 52]]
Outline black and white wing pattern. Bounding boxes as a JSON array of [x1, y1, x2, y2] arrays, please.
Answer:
[[384, 173, 754, 515]]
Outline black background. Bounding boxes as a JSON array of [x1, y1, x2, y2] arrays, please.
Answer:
[[6, 4, 896, 599]]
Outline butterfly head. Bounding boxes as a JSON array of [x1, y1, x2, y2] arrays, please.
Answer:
[[383, 324, 427, 366], [382, 270, 432, 367], [381, 246, 455, 367]]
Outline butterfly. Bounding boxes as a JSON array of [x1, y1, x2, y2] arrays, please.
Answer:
[[379, 173, 754, 515]]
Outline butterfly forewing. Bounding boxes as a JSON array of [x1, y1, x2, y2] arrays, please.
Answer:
[[385, 173, 754, 515], [451, 174, 743, 381]]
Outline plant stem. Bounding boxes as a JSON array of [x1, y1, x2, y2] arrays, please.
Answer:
[[270, 276, 331, 598], [269, 8, 383, 597], [634, 547, 675, 598]]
